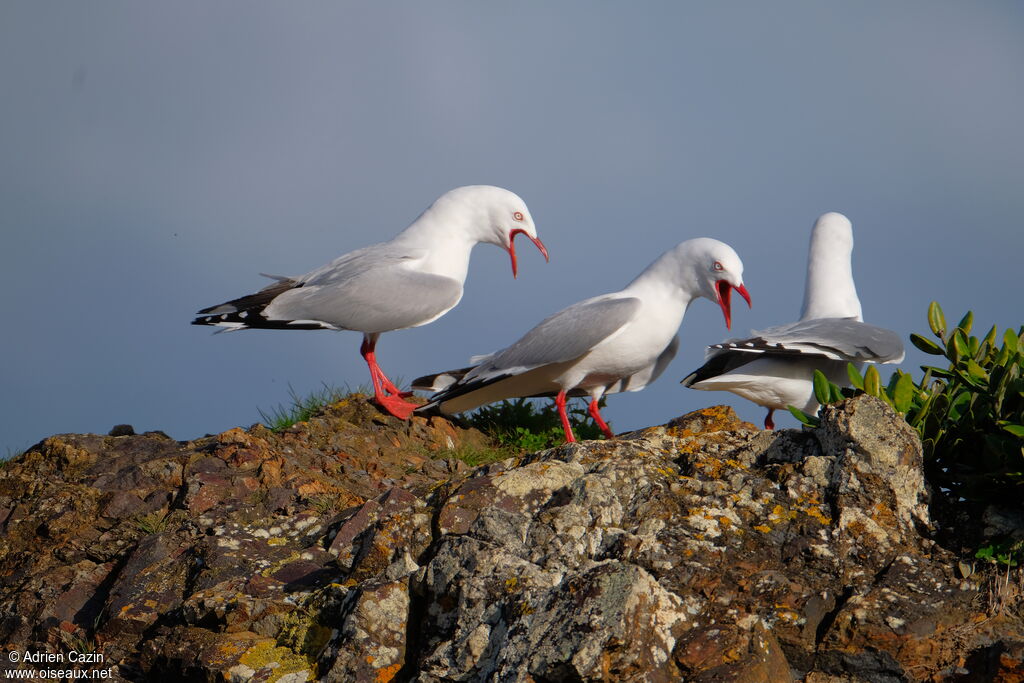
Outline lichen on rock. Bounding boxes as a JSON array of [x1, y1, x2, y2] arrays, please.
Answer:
[[1, 394, 1023, 681]]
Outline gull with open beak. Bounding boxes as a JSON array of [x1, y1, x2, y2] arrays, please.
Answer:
[[193, 185, 548, 419], [682, 212, 903, 429], [414, 238, 750, 442]]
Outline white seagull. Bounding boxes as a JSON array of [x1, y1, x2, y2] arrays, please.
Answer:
[[413, 238, 750, 442], [192, 185, 549, 420], [681, 212, 904, 429]]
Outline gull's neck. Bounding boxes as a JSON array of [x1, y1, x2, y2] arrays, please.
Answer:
[[391, 201, 487, 283], [622, 249, 699, 318], [800, 218, 863, 321]]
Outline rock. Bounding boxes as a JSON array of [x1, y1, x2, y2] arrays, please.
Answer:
[[1, 394, 1022, 681]]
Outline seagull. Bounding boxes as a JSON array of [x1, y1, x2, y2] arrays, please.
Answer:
[[681, 212, 904, 429], [192, 185, 549, 420], [412, 238, 750, 442]]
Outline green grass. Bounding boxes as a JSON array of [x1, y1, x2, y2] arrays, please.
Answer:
[[429, 442, 518, 468], [135, 511, 169, 535], [258, 383, 371, 432], [258, 386, 605, 463]]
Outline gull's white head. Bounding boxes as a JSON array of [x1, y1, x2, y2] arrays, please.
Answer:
[[663, 238, 751, 330], [436, 185, 549, 278]]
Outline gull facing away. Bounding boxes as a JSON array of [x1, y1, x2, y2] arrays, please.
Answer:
[[413, 238, 751, 442], [681, 212, 904, 429], [192, 185, 549, 420]]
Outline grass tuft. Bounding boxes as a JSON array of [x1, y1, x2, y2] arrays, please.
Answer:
[[258, 382, 371, 432], [135, 511, 169, 535]]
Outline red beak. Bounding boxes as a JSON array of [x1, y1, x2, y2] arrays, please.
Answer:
[[715, 280, 751, 330], [508, 229, 550, 278]]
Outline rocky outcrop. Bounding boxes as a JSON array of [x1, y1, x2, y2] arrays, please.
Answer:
[[1, 394, 1022, 681]]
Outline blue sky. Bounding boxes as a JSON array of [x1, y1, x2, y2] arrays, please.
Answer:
[[2, 3, 1022, 454]]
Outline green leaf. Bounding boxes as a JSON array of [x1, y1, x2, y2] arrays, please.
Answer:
[[952, 329, 969, 360], [948, 391, 971, 421], [1005, 329, 1020, 354], [928, 301, 946, 339], [1001, 424, 1024, 438], [910, 333, 944, 356], [892, 372, 914, 413], [864, 365, 881, 397], [967, 358, 989, 383], [847, 363, 865, 390], [957, 310, 973, 335], [982, 324, 998, 355], [812, 370, 832, 406], [787, 405, 819, 427]]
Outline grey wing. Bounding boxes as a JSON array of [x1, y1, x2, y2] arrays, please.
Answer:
[[263, 262, 462, 333], [710, 317, 905, 363], [465, 297, 642, 381]]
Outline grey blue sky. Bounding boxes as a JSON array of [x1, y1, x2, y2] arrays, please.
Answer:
[[2, 2, 1022, 454]]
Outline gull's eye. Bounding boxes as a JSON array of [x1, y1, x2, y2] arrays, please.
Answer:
[[713, 261, 724, 271], [513, 211, 524, 221]]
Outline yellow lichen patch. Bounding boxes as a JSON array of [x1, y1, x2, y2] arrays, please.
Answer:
[[802, 505, 832, 526], [666, 405, 742, 439], [238, 640, 313, 682], [267, 537, 287, 546], [776, 609, 803, 624], [504, 577, 519, 592], [753, 525, 772, 533], [375, 661, 403, 682], [870, 501, 897, 527], [768, 505, 797, 523]]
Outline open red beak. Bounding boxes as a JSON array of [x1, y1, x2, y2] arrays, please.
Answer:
[[508, 229, 550, 278], [715, 280, 751, 330]]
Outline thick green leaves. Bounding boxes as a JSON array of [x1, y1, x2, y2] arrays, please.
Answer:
[[864, 365, 882, 397], [967, 359, 989, 383], [1005, 329, 1020, 354], [928, 301, 946, 338], [957, 310, 974, 335], [892, 373, 914, 413], [911, 333, 944, 355], [788, 405, 819, 427], [1001, 424, 1024, 438], [847, 363, 865, 390], [812, 370, 832, 406]]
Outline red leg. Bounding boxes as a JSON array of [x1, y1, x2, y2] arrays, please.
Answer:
[[588, 398, 614, 439], [554, 390, 576, 443], [360, 335, 416, 419], [764, 408, 775, 431]]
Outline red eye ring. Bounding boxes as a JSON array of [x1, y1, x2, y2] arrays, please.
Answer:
[[713, 261, 724, 271], [513, 211, 524, 221]]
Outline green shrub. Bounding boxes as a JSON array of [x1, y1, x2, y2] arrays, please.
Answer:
[[790, 302, 1024, 504], [467, 397, 607, 451]]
